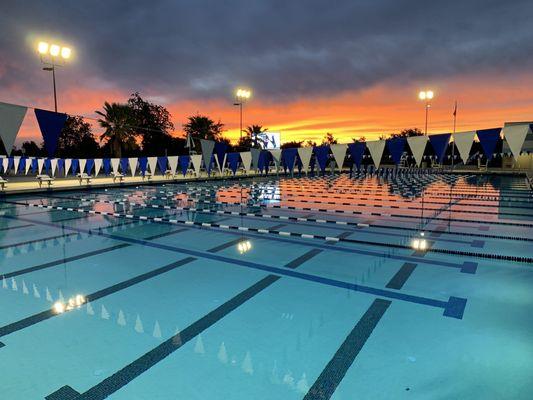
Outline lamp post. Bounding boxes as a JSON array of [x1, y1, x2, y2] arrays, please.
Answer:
[[233, 88, 251, 142], [418, 90, 434, 136], [37, 41, 72, 112]]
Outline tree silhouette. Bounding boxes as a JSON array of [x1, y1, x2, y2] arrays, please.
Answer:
[[183, 114, 224, 141], [321, 132, 337, 145], [238, 125, 268, 148], [57, 116, 99, 158], [128, 92, 175, 155], [96, 102, 138, 158]]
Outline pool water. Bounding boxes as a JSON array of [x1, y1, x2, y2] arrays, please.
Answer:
[[0, 172, 532, 399]]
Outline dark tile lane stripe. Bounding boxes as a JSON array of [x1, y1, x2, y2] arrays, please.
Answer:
[[2, 227, 189, 280], [303, 299, 392, 400], [207, 238, 244, 253], [1, 213, 466, 317], [10, 201, 476, 270], [0, 257, 197, 343], [0, 223, 33, 232], [0, 232, 79, 252], [285, 249, 323, 269], [147, 211, 469, 271], [47, 274, 280, 400], [52, 214, 94, 223], [267, 223, 287, 230], [49, 221, 331, 396], [385, 263, 417, 290]]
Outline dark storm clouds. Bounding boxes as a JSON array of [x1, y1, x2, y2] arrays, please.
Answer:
[[1, 0, 532, 103]]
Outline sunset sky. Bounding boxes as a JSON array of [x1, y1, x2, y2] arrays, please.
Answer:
[[1, 0, 532, 146]]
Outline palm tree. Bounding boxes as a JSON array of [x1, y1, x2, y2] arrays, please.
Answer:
[[240, 125, 268, 148], [96, 102, 137, 158], [321, 132, 338, 145], [183, 114, 224, 141]]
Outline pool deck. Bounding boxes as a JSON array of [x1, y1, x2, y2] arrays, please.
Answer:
[[0, 167, 529, 196]]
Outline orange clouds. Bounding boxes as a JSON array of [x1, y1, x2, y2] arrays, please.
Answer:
[[12, 70, 533, 147]]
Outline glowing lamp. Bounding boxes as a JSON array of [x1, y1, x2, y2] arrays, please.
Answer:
[[61, 47, 71, 59], [49, 44, 60, 57], [38, 41, 49, 54]]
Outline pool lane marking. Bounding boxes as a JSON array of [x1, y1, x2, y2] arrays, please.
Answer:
[[190, 192, 533, 219], [285, 249, 323, 269], [38, 194, 533, 243], [3, 200, 482, 271], [304, 244, 451, 398], [0, 212, 466, 318], [0, 257, 196, 346], [46, 241, 359, 399], [148, 185, 533, 209], [385, 263, 418, 290], [303, 299, 392, 400], [46, 275, 281, 400], [0, 232, 79, 252], [175, 194, 533, 228], [100, 180, 532, 205], [267, 223, 287, 230], [46, 196, 477, 247], [207, 238, 245, 253], [21, 198, 507, 264], [0, 223, 34, 232], [1, 226, 189, 280]]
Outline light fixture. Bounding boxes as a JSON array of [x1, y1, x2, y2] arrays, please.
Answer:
[[36, 41, 72, 60], [236, 88, 251, 100], [61, 47, 71, 59], [38, 41, 49, 55], [49, 44, 60, 57], [418, 90, 434, 101], [418, 90, 435, 136]]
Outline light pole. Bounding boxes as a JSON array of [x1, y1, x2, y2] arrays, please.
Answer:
[[37, 41, 72, 112], [233, 88, 251, 142], [418, 90, 434, 136]]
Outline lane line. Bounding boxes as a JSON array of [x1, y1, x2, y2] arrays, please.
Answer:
[[0, 213, 466, 318], [385, 263, 418, 290], [46, 275, 280, 400], [1, 226, 189, 280], [0, 257, 196, 344], [285, 249, 323, 269], [2, 200, 494, 268], [303, 299, 392, 400]]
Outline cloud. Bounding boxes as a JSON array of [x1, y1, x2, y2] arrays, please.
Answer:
[[1, 0, 533, 106]]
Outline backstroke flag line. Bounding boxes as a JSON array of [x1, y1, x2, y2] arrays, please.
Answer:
[[34, 109, 68, 157], [502, 124, 530, 160], [453, 131, 476, 164], [330, 144, 348, 171], [297, 147, 313, 173], [0, 102, 27, 155], [366, 140, 386, 168], [407, 136, 428, 167]]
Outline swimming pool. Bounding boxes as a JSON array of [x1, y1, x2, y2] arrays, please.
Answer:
[[1, 171, 532, 399]]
